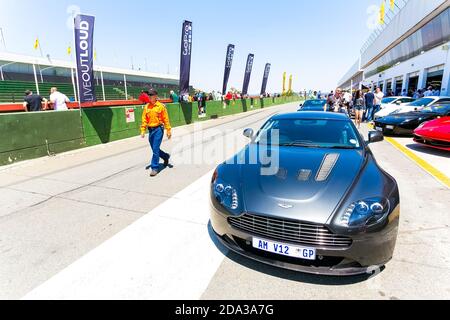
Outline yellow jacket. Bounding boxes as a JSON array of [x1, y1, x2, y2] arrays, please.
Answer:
[[140, 101, 172, 135]]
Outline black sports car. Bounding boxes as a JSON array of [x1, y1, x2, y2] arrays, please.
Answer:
[[374, 102, 450, 136], [210, 112, 400, 276], [298, 99, 328, 112]]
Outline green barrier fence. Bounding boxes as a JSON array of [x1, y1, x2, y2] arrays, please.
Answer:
[[0, 96, 301, 165], [0, 110, 85, 166]]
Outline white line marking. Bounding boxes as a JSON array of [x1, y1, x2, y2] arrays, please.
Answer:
[[22, 170, 226, 300]]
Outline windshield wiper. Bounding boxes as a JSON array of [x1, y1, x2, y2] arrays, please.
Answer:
[[279, 142, 321, 148], [326, 145, 357, 149]]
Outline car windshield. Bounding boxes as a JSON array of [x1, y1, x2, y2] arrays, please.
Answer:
[[420, 103, 450, 114], [407, 98, 434, 107], [381, 98, 397, 104], [303, 100, 327, 107], [254, 119, 361, 149]]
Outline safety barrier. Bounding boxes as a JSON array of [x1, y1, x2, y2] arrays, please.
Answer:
[[0, 110, 85, 166], [0, 96, 301, 166]]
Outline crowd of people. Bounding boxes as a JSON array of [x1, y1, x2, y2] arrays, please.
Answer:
[[393, 85, 441, 99], [321, 87, 385, 129], [306, 84, 442, 129]]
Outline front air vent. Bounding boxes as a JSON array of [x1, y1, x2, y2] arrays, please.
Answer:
[[316, 154, 339, 182]]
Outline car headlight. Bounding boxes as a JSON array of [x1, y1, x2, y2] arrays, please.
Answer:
[[336, 198, 390, 228], [212, 176, 241, 213]]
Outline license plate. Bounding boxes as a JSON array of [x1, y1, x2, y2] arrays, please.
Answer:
[[252, 237, 316, 260], [386, 125, 394, 130], [375, 126, 383, 132]]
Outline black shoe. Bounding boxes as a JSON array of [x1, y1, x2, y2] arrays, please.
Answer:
[[164, 155, 171, 167]]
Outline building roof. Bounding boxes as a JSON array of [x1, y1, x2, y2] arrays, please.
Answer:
[[0, 52, 179, 81]]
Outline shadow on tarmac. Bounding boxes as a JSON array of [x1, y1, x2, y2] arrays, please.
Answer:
[[207, 222, 383, 286], [405, 143, 450, 158]]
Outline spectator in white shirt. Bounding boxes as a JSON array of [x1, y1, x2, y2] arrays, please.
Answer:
[[49, 87, 70, 111], [372, 88, 384, 121], [424, 86, 434, 97]]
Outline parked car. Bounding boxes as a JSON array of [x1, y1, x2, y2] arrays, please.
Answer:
[[210, 112, 400, 276], [374, 102, 450, 135], [374, 97, 416, 120], [390, 97, 450, 115], [298, 99, 328, 112], [414, 117, 450, 151]]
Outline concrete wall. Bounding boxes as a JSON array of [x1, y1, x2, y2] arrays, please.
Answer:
[[0, 96, 301, 166]]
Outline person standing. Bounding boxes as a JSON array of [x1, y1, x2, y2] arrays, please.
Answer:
[[372, 87, 384, 121], [364, 90, 375, 122], [140, 89, 172, 177], [169, 90, 179, 103], [49, 87, 70, 111], [424, 86, 434, 97], [325, 88, 343, 113], [353, 90, 365, 129], [23, 90, 47, 112]]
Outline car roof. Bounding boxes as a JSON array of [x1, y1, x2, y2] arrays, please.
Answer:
[[420, 96, 450, 99], [384, 96, 409, 99], [272, 112, 349, 121]]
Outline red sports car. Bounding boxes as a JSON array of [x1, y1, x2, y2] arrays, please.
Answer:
[[413, 117, 450, 151]]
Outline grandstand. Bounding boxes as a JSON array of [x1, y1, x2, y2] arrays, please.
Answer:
[[0, 52, 179, 103]]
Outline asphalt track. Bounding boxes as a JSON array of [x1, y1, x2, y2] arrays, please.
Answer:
[[0, 101, 449, 300]]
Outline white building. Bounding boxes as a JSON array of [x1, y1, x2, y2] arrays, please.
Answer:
[[338, 0, 450, 97]]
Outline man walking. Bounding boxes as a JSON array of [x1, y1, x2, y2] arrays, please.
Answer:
[[364, 89, 375, 122], [140, 89, 172, 177]]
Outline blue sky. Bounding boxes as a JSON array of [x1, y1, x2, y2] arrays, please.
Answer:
[[0, 0, 380, 93]]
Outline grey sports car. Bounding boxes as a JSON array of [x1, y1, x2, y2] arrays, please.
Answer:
[[210, 112, 400, 276]]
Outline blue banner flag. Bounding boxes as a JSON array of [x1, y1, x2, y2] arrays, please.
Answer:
[[242, 54, 254, 95], [222, 44, 235, 95], [74, 14, 96, 103], [260, 63, 271, 95], [179, 20, 193, 97]]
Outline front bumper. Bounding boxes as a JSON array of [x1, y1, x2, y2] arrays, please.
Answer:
[[414, 135, 450, 151], [210, 204, 399, 276], [374, 122, 414, 136]]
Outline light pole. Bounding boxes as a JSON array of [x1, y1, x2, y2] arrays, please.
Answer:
[[39, 66, 56, 83], [0, 27, 6, 51]]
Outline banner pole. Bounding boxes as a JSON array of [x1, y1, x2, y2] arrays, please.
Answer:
[[101, 69, 105, 101], [32, 63, 40, 95], [124, 74, 128, 100]]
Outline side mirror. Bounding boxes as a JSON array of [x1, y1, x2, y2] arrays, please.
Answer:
[[243, 128, 254, 139], [396, 101, 402, 105], [368, 131, 384, 144]]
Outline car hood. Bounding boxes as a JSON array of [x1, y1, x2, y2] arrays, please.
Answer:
[[376, 105, 401, 117], [239, 145, 365, 224], [377, 112, 434, 124], [414, 117, 450, 139]]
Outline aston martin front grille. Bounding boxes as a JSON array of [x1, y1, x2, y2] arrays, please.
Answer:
[[228, 214, 352, 248]]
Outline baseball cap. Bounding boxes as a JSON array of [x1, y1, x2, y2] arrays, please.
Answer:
[[143, 88, 158, 96]]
